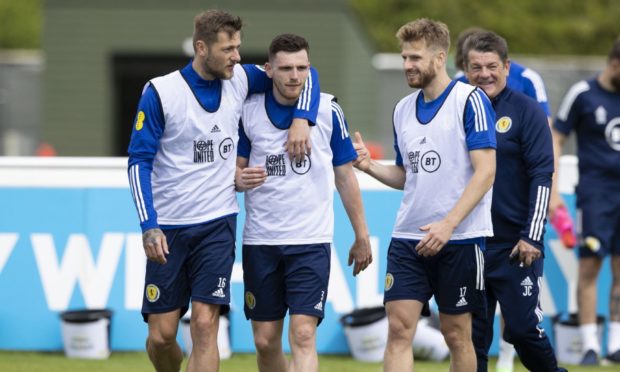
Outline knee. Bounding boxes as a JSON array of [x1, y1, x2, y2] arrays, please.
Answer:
[[502, 323, 529, 345], [387, 315, 416, 343], [148, 327, 177, 351], [290, 323, 316, 349], [190, 313, 219, 342], [254, 332, 281, 355], [440, 325, 469, 351]]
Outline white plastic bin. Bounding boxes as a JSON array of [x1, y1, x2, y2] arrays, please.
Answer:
[[340, 306, 388, 362], [553, 313, 604, 365], [60, 309, 112, 359]]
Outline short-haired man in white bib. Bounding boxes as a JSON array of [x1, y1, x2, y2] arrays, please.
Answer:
[[235, 33, 372, 372], [353, 19, 496, 372]]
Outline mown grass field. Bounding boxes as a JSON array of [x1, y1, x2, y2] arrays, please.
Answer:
[[0, 351, 615, 372]]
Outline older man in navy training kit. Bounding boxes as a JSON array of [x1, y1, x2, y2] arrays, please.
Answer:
[[462, 30, 567, 372]]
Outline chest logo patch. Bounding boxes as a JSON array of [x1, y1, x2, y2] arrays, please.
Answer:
[[605, 117, 620, 151], [265, 154, 287, 176], [194, 140, 215, 163], [496, 116, 512, 133], [595, 106, 607, 125], [291, 154, 311, 175], [219, 137, 234, 160]]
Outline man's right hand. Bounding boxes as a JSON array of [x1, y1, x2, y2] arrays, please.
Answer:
[[143, 228, 169, 264], [235, 166, 267, 191], [352, 131, 371, 172]]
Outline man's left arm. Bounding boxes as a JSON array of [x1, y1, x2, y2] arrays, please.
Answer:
[[331, 101, 371, 276], [511, 104, 554, 266], [335, 164, 372, 276]]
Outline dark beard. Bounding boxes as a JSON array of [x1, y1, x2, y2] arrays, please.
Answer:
[[203, 57, 229, 80], [408, 67, 437, 89]]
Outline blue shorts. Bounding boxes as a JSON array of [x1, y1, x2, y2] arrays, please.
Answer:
[[384, 238, 486, 318], [242, 243, 330, 324], [141, 215, 237, 322], [577, 191, 620, 258]]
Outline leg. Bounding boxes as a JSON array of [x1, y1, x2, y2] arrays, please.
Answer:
[[384, 300, 423, 372], [608, 256, 620, 358], [472, 288, 496, 372], [146, 310, 183, 372], [610, 256, 620, 323], [186, 301, 221, 372], [578, 256, 603, 357], [289, 314, 319, 372], [500, 258, 560, 371], [496, 315, 516, 372], [252, 320, 287, 372], [440, 312, 476, 372]]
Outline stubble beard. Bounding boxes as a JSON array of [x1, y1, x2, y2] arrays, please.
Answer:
[[407, 62, 437, 89]]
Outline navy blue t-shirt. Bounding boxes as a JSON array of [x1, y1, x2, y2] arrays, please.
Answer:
[[554, 78, 620, 192]]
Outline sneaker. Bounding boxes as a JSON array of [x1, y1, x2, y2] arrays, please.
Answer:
[[607, 349, 620, 363], [580, 349, 599, 365]]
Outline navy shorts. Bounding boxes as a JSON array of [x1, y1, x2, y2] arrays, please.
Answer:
[[242, 243, 330, 324], [384, 238, 486, 318], [577, 190, 620, 258], [141, 215, 237, 322]]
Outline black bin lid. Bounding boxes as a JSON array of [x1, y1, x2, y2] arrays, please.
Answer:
[[340, 306, 386, 327], [60, 309, 113, 323]]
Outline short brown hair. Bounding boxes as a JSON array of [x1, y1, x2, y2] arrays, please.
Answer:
[[455, 27, 486, 71], [609, 36, 620, 61], [268, 34, 310, 60], [193, 10, 243, 49], [396, 18, 450, 53]]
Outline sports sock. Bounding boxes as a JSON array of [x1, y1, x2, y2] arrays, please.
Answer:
[[496, 338, 515, 370], [581, 323, 600, 353], [607, 321, 620, 353]]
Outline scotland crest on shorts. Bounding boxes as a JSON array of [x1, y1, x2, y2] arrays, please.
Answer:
[[385, 273, 394, 291], [146, 284, 160, 303], [245, 291, 256, 309]]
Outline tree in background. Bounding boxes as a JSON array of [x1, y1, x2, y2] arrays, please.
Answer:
[[0, 0, 41, 49], [350, 0, 620, 55]]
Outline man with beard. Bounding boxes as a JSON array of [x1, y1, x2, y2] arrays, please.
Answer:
[[462, 30, 566, 372], [127, 10, 321, 372], [353, 18, 496, 372], [550, 36, 620, 366]]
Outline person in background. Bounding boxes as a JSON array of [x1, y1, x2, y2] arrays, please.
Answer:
[[550, 36, 620, 366]]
